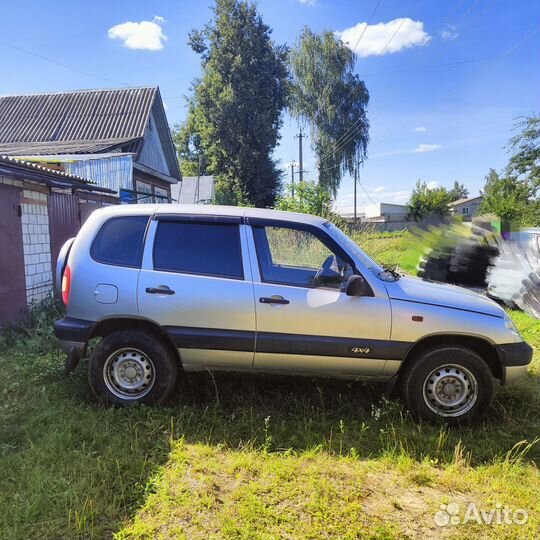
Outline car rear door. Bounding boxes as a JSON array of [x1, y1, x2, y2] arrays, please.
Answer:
[[247, 219, 393, 377], [138, 214, 256, 370]]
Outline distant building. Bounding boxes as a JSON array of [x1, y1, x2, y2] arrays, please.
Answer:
[[448, 196, 483, 221], [0, 87, 181, 203], [364, 203, 409, 223], [171, 176, 215, 204], [338, 210, 366, 223]]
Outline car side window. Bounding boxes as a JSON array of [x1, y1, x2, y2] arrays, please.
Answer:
[[153, 221, 244, 280], [91, 215, 149, 268], [253, 225, 353, 289]]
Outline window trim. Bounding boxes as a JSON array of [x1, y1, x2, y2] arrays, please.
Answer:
[[151, 218, 245, 281], [248, 218, 358, 290], [90, 215, 150, 269]]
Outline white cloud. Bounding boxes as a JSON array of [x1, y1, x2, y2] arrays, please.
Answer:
[[108, 15, 167, 51], [426, 181, 440, 190], [374, 186, 386, 193], [298, 0, 316, 4], [336, 18, 431, 58], [415, 143, 442, 153], [414, 126, 427, 132], [441, 25, 459, 40]]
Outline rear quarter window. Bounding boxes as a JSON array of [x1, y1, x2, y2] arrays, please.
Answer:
[[90, 216, 149, 267], [153, 221, 244, 279]]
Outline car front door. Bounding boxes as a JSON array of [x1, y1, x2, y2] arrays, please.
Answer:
[[138, 215, 256, 371], [248, 219, 393, 377]]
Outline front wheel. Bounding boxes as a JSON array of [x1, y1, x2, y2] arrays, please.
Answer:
[[88, 330, 178, 406], [400, 345, 494, 425]]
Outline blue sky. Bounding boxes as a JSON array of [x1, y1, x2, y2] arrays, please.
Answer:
[[1, 0, 539, 214]]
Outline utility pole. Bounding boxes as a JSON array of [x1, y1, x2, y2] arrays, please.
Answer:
[[354, 166, 358, 226], [294, 127, 307, 183], [290, 160, 296, 198], [298, 127, 304, 183]]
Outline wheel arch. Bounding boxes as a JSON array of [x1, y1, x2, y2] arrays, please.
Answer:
[[90, 317, 181, 366], [399, 334, 502, 381]]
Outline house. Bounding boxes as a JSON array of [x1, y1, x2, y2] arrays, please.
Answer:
[[364, 203, 409, 223], [170, 176, 215, 204], [0, 155, 114, 324], [448, 196, 483, 221], [0, 87, 181, 202]]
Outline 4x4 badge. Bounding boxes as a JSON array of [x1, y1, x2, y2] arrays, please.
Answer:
[[351, 347, 371, 354]]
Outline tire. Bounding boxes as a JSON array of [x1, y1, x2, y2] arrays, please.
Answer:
[[88, 330, 178, 406], [400, 345, 494, 426]]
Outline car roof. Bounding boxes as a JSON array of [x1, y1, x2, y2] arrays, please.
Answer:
[[92, 204, 327, 226]]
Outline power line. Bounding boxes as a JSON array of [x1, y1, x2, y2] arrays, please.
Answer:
[[316, 0, 515, 166], [316, 0, 423, 167], [0, 39, 133, 87], [369, 24, 540, 147], [318, 23, 539, 178], [309, 0, 384, 137]]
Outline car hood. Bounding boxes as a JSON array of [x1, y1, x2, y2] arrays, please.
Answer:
[[384, 275, 504, 318]]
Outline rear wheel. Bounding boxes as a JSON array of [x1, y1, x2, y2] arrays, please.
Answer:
[[89, 330, 178, 405], [400, 345, 494, 425]]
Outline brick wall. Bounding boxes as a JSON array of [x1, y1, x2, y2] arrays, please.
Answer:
[[21, 189, 54, 304]]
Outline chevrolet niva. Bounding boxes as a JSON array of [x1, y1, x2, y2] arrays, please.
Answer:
[[54, 205, 533, 425]]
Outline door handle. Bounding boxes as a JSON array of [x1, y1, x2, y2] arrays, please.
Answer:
[[146, 286, 175, 295], [259, 296, 289, 305]]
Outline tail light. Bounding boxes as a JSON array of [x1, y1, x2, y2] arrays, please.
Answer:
[[61, 265, 71, 305]]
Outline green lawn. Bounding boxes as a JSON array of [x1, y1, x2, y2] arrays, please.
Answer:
[[1, 231, 539, 539]]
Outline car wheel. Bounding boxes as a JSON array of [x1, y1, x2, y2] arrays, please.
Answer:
[[88, 330, 178, 406], [400, 345, 494, 425]]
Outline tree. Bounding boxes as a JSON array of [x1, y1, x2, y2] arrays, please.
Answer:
[[408, 180, 453, 221], [448, 181, 469, 201], [506, 114, 540, 192], [180, 0, 288, 207], [276, 180, 345, 226], [479, 168, 531, 224], [289, 28, 369, 196]]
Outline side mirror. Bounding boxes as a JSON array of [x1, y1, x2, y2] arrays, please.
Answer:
[[345, 274, 373, 297]]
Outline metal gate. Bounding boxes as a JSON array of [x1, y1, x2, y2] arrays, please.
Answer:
[[0, 185, 27, 324]]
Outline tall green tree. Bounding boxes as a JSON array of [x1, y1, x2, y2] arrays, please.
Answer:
[[506, 114, 540, 192], [478, 116, 540, 227], [448, 181, 469, 201], [289, 28, 369, 196], [408, 180, 453, 221], [180, 0, 288, 207], [479, 168, 532, 224]]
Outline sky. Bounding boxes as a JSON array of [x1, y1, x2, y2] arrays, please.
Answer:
[[0, 0, 539, 215]]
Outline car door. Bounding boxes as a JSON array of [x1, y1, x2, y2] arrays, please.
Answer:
[[248, 219, 393, 377], [138, 214, 256, 371]]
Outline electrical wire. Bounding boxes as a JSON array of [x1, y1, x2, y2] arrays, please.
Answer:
[[0, 39, 133, 88]]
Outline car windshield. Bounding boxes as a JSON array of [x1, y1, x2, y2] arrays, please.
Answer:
[[323, 222, 381, 273]]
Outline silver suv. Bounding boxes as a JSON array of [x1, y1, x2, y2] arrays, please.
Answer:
[[54, 205, 532, 424]]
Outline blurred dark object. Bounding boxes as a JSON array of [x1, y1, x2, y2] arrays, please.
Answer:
[[416, 223, 498, 289], [487, 229, 540, 318]]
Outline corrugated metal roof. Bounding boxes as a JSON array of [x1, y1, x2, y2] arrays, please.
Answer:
[[0, 155, 114, 193], [0, 138, 137, 156], [0, 87, 156, 144]]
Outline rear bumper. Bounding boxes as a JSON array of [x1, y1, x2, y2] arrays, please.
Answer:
[[54, 317, 93, 355], [495, 341, 533, 385]]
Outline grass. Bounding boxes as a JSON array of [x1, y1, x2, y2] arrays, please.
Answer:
[[0, 232, 539, 539]]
